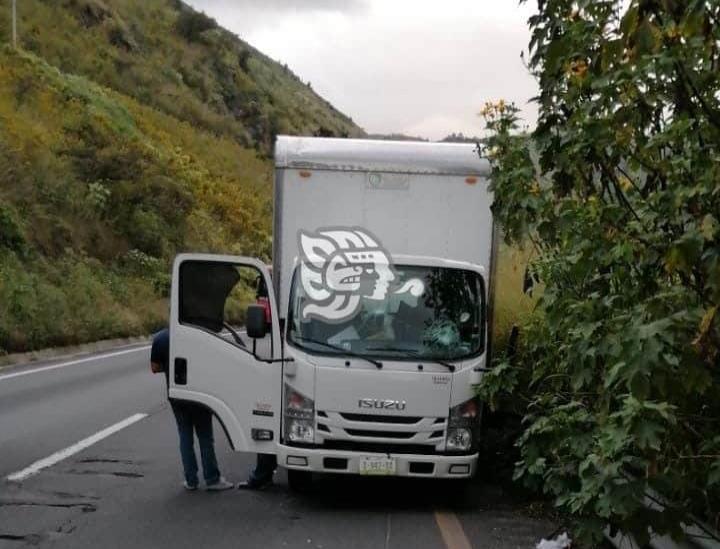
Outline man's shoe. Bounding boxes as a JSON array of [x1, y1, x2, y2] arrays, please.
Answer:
[[237, 478, 273, 491], [206, 477, 234, 491], [183, 481, 198, 491]]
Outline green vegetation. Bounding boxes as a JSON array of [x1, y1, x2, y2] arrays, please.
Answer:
[[479, 0, 720, 543], [491, 243, 536, 351], [0, 0, 361, 154], [0, 46, 274, 352], [0, 1, 361, 355]]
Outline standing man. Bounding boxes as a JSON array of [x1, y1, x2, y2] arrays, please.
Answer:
[[237, 454, 276, 490], [237, 275, 277, 490], [151, 328, 234, 491]]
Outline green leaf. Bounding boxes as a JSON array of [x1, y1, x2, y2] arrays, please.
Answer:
[[708, 461, 720, 486], [700, 215, 718, 241], [620, 5, 639, 37], [634, 420, 664, 451], [635, 19, 662, 55], [629, 371, 650, 400]]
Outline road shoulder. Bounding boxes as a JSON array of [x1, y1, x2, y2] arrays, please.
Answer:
[[0, 337, 151, 372]]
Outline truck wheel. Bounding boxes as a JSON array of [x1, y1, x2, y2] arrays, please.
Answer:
[[287, 469, 313, 493]]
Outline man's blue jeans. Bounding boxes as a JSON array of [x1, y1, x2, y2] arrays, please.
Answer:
[[250, 454, 277, 484], [170, 401, 221, 487]]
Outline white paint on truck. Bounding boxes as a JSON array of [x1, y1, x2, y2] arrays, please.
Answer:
[[169, 136, 494, 482], [273, 137, 494, 318]]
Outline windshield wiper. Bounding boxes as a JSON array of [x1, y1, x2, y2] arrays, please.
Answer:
[[291, 336, 383, 369], [365, 347, 456, 373]]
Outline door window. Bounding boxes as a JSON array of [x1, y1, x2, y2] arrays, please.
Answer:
[[179, 261, 272, 359]]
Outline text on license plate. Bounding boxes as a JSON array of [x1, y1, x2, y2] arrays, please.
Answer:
[[359, 457, 396, 476]]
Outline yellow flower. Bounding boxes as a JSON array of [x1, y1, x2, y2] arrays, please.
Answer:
[[568, 59, 588, 78], [666, 25, 681, 40]]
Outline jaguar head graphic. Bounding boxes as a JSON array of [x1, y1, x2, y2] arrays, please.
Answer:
[[297, 228, 401, 322]]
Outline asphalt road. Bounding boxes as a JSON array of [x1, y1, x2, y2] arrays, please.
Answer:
[[0, 345, 556, 549]]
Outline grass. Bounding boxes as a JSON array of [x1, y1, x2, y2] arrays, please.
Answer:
[[0, 0, 362, 154], [0, 1, 534, 355], [492, 242, 538, 353], [0, 251, 167, 353], [0, 46, 275, 353], [0, 0, 362, 354]]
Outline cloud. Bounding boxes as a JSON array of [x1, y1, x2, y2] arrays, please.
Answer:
[[186, 0, 369, 38], [188, 0, 367, 15], [185, 0, 539, 140]]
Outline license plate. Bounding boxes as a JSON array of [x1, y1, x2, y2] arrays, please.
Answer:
[[359, 457, 396, 476]]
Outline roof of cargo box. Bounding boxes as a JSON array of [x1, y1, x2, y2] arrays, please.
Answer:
[[274, 135, 490, 176]]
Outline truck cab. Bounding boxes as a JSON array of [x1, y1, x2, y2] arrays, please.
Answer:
[[169, 136, 495, 487]]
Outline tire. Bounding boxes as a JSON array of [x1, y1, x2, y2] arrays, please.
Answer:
[[287, 469, 313, 493]]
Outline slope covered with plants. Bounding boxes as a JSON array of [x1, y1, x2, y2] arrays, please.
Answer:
[[0, 0, 362, 154], [0, 46, 276, 353], [0, 1, 363, 355]]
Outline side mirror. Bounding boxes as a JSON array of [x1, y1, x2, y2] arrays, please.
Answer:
[[246, 304, 267, 339]]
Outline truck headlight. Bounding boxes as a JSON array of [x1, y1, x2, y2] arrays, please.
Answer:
[[285, 385, 315, 444], [446, 398, 479, 452], [446, 428, 472, 451], [287, 419, 315, 444]]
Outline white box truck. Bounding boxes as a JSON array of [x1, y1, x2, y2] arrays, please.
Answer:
[[169, 136, 495, 489]]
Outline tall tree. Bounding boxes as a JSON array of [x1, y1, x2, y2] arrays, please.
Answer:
[[480, 0, 720, 543]]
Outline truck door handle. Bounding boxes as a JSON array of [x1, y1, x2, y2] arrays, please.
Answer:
[[175, 357, 187, 385]]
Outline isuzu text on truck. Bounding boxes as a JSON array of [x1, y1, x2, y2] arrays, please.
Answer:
[[169, 136, 495, 490]]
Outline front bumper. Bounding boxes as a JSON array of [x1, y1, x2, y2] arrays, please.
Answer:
[[277, 444, 478, 478]]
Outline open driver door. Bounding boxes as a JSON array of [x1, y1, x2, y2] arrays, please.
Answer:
[[169, 254, 283, 453]]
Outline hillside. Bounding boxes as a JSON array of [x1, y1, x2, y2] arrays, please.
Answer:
[[0, 0, 362, 153], [0, 2, 363, 355], [0, 46, 269, 353]]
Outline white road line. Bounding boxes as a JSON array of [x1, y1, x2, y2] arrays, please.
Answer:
[[6, 413, 149, 482], [0, 346, 151, 383]]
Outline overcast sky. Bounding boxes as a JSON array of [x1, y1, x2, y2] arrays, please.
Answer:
[[185, 0, 538, 141]]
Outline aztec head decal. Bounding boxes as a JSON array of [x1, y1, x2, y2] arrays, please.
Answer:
[[297, 227, 423, 322]]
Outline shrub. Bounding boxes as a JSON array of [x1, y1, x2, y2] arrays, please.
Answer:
[[107, 21, 137, 52], [0, 202, 26, 254], [0, 251, 166, 353], [0, 47, 271, 352], [238, 49, 251, 72], [479, 1, 720, 544], [175, 9, 217, 43]]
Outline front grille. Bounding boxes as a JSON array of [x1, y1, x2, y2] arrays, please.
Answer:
[[321, 440, 439, 455], [338, 412, 423, 424], [345, 429, 415, 439], [316, 410, 448, 450]]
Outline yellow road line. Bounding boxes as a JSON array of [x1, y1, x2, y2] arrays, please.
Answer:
[[434, 511, 473, 549]]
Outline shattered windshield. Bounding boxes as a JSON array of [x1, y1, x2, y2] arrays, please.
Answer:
[[288, 264, 485, 361]]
